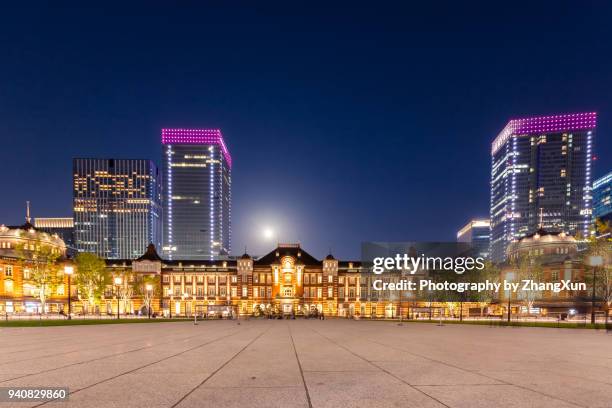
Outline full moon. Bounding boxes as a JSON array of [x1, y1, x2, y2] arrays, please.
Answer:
[[263, 227, 274, 239]]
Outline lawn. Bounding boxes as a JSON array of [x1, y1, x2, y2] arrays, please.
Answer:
[[0, 318, 193, 327]]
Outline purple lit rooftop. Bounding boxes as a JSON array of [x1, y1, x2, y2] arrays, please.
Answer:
[[492, 112, 596, 155], [161, 128, 232, 168]]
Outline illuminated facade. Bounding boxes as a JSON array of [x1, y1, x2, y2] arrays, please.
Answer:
[[0, 222, 72, 314], [34, 217, 76, 255], [162, 129, 232, 260], [490, 113, 597, 262], [500, 229, 591, 316], [73, 159, 162, 259], [457, 219, 490, 259], [102, 244, 488, 319], [593, 171, 612, 223]]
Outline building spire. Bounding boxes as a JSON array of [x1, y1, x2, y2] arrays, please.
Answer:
[[26, 201, 31, 223]]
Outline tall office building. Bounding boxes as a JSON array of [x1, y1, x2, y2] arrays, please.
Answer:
[[162, 129, 232, 260], [490, 112, 596, 262], [593, 171, 612, 223], [73, 159, 162, 259], [457, 219, 491, 259]]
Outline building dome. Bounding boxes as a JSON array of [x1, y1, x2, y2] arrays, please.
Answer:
[[506, 228, 577, 260], [0, 223, 67, 259]]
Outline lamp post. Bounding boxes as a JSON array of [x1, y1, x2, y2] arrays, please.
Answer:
[[146, 283, 153, 319], [588, 255, 603, 325], [114, 276, 122, 320], [507, 289, 512, 323], [64, 264, 74, 320]]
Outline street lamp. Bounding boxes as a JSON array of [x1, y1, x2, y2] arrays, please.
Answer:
[[588, 255, 604, 325], [114, 276, 122, 320], [145, 283, 153, 319], [64, 264, 74, 320]]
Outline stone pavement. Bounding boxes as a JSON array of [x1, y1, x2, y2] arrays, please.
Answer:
[[0, 320, 610, 408]]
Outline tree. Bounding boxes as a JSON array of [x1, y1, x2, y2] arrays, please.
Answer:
[[473, 261, 500, 317], [118, 269, 135, 315], [585, 221, 612, 324], [74, 253, 110, 314], [17, 243, 62, 314], [514, 254, 544, 315], [132, 274, 160, 316]]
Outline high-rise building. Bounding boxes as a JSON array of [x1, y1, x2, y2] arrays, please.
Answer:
[[457, 219, 490, 259], [162, 129, 232, 260], [490, 112, 596, 262], [73, 159, 162, 259], [593, 171, 612, 224], [34, 217, 76, 256]]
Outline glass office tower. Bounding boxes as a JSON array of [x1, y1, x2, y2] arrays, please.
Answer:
[[593, 171, 612, 223], [457, 219, 491, 259], [161, 129, 232, 260], [73, 159, 162, 259], [490, 113, 596, 262]]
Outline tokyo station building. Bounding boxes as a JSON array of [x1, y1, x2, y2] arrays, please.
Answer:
[[116, 243, 380, 318], [0, 219, 423, 319], [0, 222, 71, 314], [3, 220, 605, 319]]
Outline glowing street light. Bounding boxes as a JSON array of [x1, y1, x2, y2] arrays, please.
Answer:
[[64, 264, 74, 320], [588, 255, 604, 324], [114, 276, 122, 320], [145, 283, 153, 319]]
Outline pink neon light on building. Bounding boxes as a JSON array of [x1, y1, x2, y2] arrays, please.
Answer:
[[161, 128, 232, 168], [492, 112, 596, 155]]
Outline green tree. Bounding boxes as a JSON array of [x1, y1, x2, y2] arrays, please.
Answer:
[[585, 220, 612, 323], [17, 243, 62, 314], [514, 254, 544, 315], [472, 261, 500, 316], [74, 253, 110, 315], [118, 269, 135, 315], [132, 274, 160, 315]]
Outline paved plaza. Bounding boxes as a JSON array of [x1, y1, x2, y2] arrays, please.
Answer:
[[0, 320, 610, 408]]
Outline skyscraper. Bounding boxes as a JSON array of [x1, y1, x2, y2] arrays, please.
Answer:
[[490, 112, 596, 262], [593, 171, 612, 224], [457, 219, 490, 259], [73, 159, 162, 259], [161, 129, 232, 260]]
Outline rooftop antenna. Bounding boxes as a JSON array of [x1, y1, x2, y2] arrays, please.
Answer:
[[26, 201, 31, 224]]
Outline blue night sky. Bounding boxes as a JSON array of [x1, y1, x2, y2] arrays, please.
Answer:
[[1, 1, 611, 259]]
